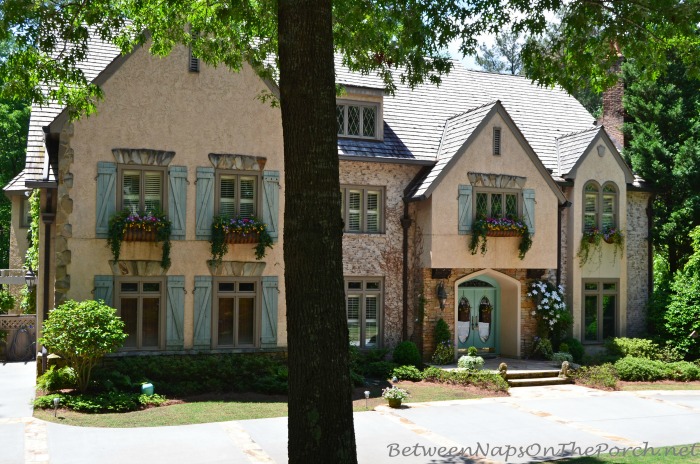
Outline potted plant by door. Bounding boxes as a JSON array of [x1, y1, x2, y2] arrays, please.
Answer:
[[382, 386, 409, 408]]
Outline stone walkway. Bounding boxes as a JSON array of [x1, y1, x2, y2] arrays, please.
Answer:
[[3, 361, 700, 463]]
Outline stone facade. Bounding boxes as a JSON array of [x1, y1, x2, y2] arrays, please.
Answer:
[[626, 191, 651, 336], [54, 123, 75, 307]]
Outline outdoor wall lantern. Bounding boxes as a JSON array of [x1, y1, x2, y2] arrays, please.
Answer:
[[24, 268, 36, 288], [437, 282, 448, 310]]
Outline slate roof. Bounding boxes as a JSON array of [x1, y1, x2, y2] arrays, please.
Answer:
[[3, 170, 28, 194], [556, 127, 603, 176], [23, 36, 122, 185]]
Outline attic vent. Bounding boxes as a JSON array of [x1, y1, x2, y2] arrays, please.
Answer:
[[493, 127, 502, 155], [188, 47, 200, 73]]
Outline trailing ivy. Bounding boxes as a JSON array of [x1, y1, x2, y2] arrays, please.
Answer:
[[107, 210, 172, 269], [20, 189, 40, 313], [209, 215, 273, 264]]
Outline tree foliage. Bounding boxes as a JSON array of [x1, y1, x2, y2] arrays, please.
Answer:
[[475, 29, 523, 75], [623, 53, 700, 274], [39, 299, 127, 392]]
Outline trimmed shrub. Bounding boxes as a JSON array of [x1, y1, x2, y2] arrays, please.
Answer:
[[0, 290, 15, 313], [560, 337, 584, 364], [421, 366, 447, 382], [420, 366, 508, 392], [531, 337, 553, 360], [434, 318, 450, 344], [606, 337, 660, 360], [666, 361, 700, 381], [364, 361, 398, 379], [34, 391, 166, 413], [457, 355, 484, 371], [36, 366, 77, 393], [614, 356, 668, 381], [551, 352, 573, 365], [392, 341, 421, 368], [571, 364, 619, 390], [392, 365, 423, 382], [431, 341, 454, 365]]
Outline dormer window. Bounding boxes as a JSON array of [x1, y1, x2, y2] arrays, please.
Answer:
[[336, 103, 378, 139]]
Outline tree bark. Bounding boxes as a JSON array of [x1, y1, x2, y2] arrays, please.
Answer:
[[277, 1, 358, 463]]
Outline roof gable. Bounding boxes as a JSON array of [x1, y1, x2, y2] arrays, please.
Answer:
[[560, 126, 635, 183]]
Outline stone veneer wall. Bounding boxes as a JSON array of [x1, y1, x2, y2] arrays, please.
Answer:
[[419, 268, 551, 360], [54, 123, 75, 306], [626, 191, 651, 336]]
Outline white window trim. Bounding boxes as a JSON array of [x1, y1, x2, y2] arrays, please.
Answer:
[[340, 185, 385, 234], [344, 277, 383, 349], [115, 277, 166, 351], [212, 277, 261, 348]]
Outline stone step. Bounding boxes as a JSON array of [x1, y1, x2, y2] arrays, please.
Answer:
[[505, 370, 562, 380], [507, 377, 572, 387]]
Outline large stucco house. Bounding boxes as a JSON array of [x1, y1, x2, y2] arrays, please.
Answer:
[[4, 39, 651, 360]]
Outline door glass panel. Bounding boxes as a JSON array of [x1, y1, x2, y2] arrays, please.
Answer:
[[602, 295, 616, 339], [142, 297, 160, 347], [584, 295, 598, 341], [457, 296, 470, 344], [238, 297, 255, 345], [121, 298, 138, 348], [218, 298, 234, 345], [478, 296, 492, 342]]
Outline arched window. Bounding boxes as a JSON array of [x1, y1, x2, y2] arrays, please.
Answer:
[[582, 181, 618, 232]]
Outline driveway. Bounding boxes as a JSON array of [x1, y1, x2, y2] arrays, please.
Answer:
[[2, 362, 700, 463]]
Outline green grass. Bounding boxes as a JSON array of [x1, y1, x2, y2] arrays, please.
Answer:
[[35, 380, 499, 427], [620, 382, 700, 391], [560, 444, 700, 463]]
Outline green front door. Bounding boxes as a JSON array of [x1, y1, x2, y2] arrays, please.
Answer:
[[457, 280, 498, 355]]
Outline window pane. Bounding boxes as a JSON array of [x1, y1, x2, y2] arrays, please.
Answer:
[[584, 295, 598, 341], [490, 193, 503, 218], [362, 106, 376, 138], [336, 105, 345, 135], [219, 283, 235, 292], [365, 281, 380, 290], [144, 172, 162, 213], [21, 197, 31, 227], [218, 298, 234, 345], [585, 183, 599, 193], [366, 191, 380, 232], [220, 176, 237, 217], [347, 281, 362, 290], [239, 176, 256, 219], [603, 283, 617, 291], [505, 194, 517, 218], [365, 296, 378, 347], [121, 298, 138, 348], [143, 282, 160, 292], [347, 296, 360, 346], [584, 213, 597, 233], [121, 282, 138, 293], [142, 297, 160, 347], [347, 105, 361, 136], [584, 282, 598, 291], [476, 193, 488, 218], [348, 191, 361, 231], [122, 171, 140, 213], [584, 194, 597, 213], [239, 282, 255, 292], [238, 297, 255, 345], [602, 295, 616, 339]]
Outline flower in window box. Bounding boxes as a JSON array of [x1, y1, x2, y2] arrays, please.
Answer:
[[602, 227, 625, 259], [210, 215, 273, 263], [469, 216, 532, 259], [108, 209, 172, 268]]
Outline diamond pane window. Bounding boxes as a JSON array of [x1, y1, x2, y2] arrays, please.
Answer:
[[506, 194, 518, 218], [476, 193, 488, 218], [490, 193, 503, 217], [336, 103, 379, 139], [347, 106, 361, 136], [336, 105, 345, 135], [362, 107, 376, 137]]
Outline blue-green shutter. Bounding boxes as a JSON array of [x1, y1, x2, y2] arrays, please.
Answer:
[[262, 171, 280, 243], [195, 167, 215, 240], [94, 275, 114, 307], [166, 276, 185, 350], [95, 162, 117, 238], [168, 166, 188, 240], [193, 276, 212, 349], [523, 189, 536, 235], [458, 185, 473, 234], [261, 276, 278, 347]]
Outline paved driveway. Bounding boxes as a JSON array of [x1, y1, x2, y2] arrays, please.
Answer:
[[2, 362, 700, 464]]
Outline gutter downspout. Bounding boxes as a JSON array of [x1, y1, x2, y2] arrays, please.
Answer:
[[557, 201, 572, 287], [401, 198, 412, 341]]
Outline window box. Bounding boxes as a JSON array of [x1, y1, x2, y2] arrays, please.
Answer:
[[108, 210, 172, 268], [470, 217, 532, 259], [226, 231, 260, 244], [210, 216, 273, 263], [123, 227, 158, 242], [486, 229, 522, 238]]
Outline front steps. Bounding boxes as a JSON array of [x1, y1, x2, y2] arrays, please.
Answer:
[[506, 369, 572, 387]]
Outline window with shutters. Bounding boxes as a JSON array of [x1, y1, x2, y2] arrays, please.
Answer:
[[212, 278, 260, 348], [336, 102, 379, 139], [116, 278, 165, 350], [215, 172, 259, 219], [118, 166, 166, 214], [345, 278, 382, 348], [340, 186, 384, 233], [474, 189, 521, 220], [583, 181, 618, 233], [582, 280, 618, 343]]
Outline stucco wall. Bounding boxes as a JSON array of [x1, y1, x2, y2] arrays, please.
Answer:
[[565, 137, 629, 342], [55, 45, 287, 348], [626, 191, 651, 337], [420, 112, 561, 270], [340, 160, 422, 349]]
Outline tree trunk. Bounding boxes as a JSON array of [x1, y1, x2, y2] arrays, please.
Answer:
[[277, 1, 358, 463]]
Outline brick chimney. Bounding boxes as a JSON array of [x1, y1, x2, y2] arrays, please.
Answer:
[[598, 56, 625, 150]]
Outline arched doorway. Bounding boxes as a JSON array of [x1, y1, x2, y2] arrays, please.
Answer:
[[456, 277, 499, 355]]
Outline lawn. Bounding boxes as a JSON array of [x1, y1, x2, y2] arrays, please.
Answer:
[[561, 444, 700, 463], [619, 381, 700, 391], [34, 380, 502, 428]]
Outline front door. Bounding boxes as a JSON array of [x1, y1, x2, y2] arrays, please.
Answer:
[[457, 280, 498, 355]]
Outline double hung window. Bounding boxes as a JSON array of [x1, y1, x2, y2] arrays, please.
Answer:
[[117, 279, 165, 350], [345, 278, 382, 348], [119, 167, 165, 214]]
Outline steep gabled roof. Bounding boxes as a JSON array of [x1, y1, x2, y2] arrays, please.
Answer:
[[3, 171, 28, 196], [557, 126, 602, 176], [560, 126, 635, 183]]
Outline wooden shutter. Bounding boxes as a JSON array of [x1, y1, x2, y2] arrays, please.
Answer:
[[195, 167, 215, 240], [94, 275, 114, 307], [261, 276, 278, 348], [193, 276, 212, 349], [166, 276, 185, 350], [458, 185, 473, 235], [95, 162, 117, 238], [262, 171, 279, 243], [523, 188, 536, 235], [168, 166, 187, 240]]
